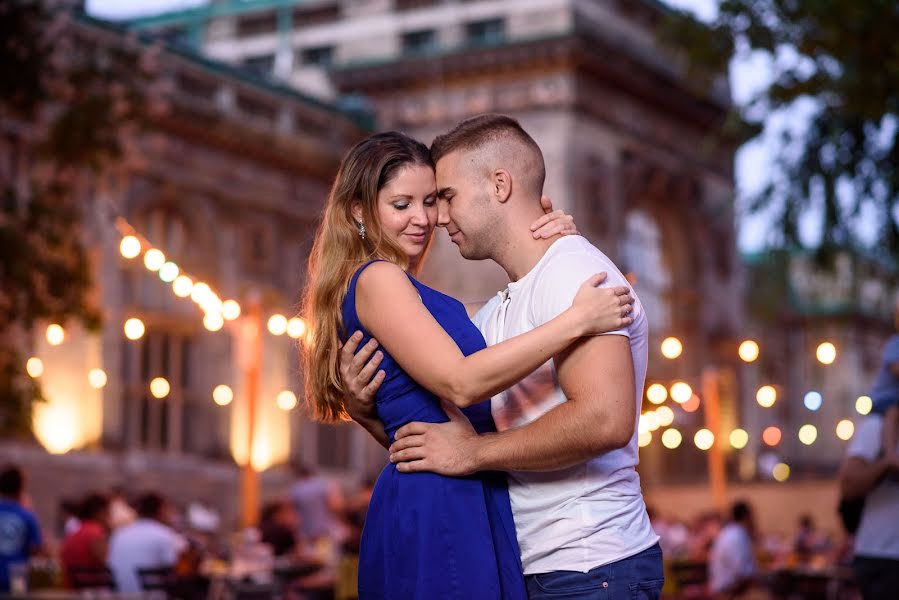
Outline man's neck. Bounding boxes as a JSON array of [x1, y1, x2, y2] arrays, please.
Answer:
[[491, 203, 562, 282]]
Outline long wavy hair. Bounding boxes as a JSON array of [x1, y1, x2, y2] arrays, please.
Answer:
[[301, 132, 434, 422]]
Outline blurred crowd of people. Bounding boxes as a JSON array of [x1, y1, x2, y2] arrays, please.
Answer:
[[0, 462, 375, 598]]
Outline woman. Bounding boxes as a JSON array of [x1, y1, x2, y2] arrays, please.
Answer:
[[302, 132, 633, 599]]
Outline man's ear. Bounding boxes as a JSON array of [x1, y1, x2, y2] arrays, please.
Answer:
[[492, 169, 512, 204], [351, 201, 363, 223]]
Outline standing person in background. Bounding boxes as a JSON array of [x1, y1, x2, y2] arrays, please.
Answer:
[[708, 501, 757, 598], [0, 465, 44, 593], [839, 402, 899, 600], [60, 493, 110, 588], [289, 465, 345, 557], [867, 299, 899, 475]]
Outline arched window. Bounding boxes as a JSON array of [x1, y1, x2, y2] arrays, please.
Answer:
[[618, 209, 672, 332]]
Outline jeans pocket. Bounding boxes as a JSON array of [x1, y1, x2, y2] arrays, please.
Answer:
[[530, 570, 604, 596], [628, 578, 664, 600]]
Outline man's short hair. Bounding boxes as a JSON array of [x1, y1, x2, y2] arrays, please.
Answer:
[[0, 465, 24, 498], [731, 500, 752, 522], [430, 113, 546, 197], [136, 492, 165, 519]]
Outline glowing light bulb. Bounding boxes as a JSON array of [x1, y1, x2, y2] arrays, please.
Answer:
[[124, 318, 145, 340], [646, 383, 668, 405], [694, 429, 714, 451], [670, 382, 692, 404], [661, 337, 683, 359], [738, 340, 759, 363], [88, 368, 107, 389], [756, 385, 777, 408], [119, 235, 141, 259], [143, 248, 165, 271], [267, 314, 288, 336], [816, 342, 836, 365], [150, 377, 170, 399], [26, 357, 44, 378], [46, 324, 65, 346], [213, 384, 233, 406], [661, 428, 682, 449], [276, 390, 297, 411]]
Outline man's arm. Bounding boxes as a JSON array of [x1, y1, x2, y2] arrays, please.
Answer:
[[839, 455, 893, 499], [389, 335, 635, 474]]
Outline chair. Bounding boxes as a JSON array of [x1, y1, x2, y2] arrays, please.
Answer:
[[69, 566, 116, 590], [138, 566, 176, 593]]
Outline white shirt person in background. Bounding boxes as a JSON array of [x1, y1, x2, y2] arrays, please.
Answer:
[[708, 501, 757, 597], [341, 114, 662, 599], [839, 414, 899, 600], [107, 492, 187, 593]]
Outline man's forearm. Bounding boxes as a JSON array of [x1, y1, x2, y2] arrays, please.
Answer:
[[840, 457, 890, 499], [471, 400, 627, 472]]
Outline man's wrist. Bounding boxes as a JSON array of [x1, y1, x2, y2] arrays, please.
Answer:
[[466, 433, 493, 473]]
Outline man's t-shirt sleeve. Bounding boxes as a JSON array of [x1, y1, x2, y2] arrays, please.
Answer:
[[847, 417, 882, 462], [532, 251, 633, 337]]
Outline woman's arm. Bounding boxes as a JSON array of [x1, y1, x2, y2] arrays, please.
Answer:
[[355, 261, 631, 408]]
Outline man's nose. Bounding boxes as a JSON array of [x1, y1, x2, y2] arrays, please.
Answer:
[[436, 199, 450, 227]]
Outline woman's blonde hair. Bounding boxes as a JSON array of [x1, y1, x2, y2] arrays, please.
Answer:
[[301, 132, 433, 422]]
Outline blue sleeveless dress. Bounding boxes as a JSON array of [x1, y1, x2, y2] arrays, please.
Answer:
[[342, 260, 526, 600]]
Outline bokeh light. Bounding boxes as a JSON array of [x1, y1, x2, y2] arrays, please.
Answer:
[[46, 324, 65, 346], [287, 317, 307, 339], [763, 426, 782, 446], [670, 382, 693, 404], [773, 462, 790, 482], [26, 357, 44, 378], [681, 394, 701, 413], [694, 429, 714, 451], [738, 339, 760, 363], [119, 235, 141, 259], [729, 428, 749, 449], [213, 384, 233, 406], [150, 377, 170, 399], [222, 300, 241, 321], [646, 383, 668, 405], [267, 314, 288, 336], [803, 391, 822, 411], [143, 248, 165, 271], [855, 396, 872, 415], [124, 318, 145, 340], [836, 419, 855, 441], [158, 262, 179, 283], [756, 385, 777, 408], [203, 312, 224, 332], [816, 342, 837, 365], [638, 430, 652, 448], [655, 406, 675, 427], [660, 337, 683, 359], [798, 424, 818, 445], [276, 390, 298, 411], [661, 428, 682, 449], [88, 368, 107, 389]]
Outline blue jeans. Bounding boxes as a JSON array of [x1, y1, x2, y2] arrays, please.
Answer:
[[525, 543, 664, 599]]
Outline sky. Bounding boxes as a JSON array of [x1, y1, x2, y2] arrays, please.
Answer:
[[86, 0, 805, 252]]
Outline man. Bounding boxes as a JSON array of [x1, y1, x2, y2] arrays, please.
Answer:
[[107, 492, 187, 593], [60, 493, 110, 589], [0, 465, 44, 593], [341, 114, 661, 598], [839, 402, 899, 600], [708, 501, 756, 597]]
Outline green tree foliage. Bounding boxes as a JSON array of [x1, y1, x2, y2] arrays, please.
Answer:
[[661, 0, 899, 259], [0, 1, 155, 437]]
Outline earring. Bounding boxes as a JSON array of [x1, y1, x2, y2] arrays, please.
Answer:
[[356, 221, 366, 240]]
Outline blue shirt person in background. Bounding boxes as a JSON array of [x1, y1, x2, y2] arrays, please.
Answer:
[[0, 465, 44, 592]]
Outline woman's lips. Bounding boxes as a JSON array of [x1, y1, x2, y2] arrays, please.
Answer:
[[405, 232, 427, 244]]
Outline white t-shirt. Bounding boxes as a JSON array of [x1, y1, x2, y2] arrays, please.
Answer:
[[708, 522, 756, 593], [108, 519, 187, 592], [846, 415, 899, 559], [471, 235, 658, 575]]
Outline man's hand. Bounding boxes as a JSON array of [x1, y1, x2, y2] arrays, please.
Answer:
[[338, 331, 386, 423], [389, 401, 481, 476]]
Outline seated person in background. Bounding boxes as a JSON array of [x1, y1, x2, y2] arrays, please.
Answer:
[[60, 493, 110, 588], [709, 501, 757, 598], [0, 465, 45, 593], [107, 492, 187, 593], [259, 500, 300, 557]]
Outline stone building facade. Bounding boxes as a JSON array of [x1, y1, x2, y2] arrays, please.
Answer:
[[127, 0, 744, 487], [3, 13, 379, 535]]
